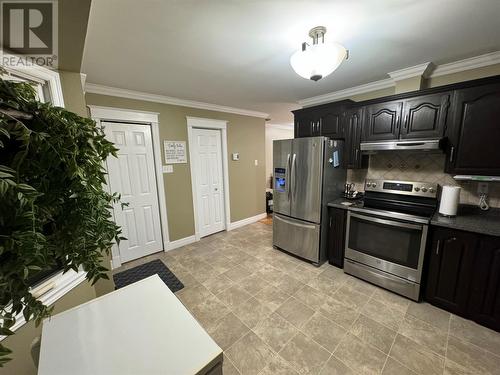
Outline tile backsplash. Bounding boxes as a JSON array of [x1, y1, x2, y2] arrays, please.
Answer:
[[347, 153, 500, 208]]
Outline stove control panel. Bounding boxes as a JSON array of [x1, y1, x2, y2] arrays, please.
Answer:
[[365, 179, 439, 198]]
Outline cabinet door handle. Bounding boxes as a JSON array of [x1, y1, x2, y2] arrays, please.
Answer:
[[329, 216, 332, 227], [449, 146, 455, 163], [404, 115, 408, 129], [355, 149, 359, 161], [436, 240, 440, 256]]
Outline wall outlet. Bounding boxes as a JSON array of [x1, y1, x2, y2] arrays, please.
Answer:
[[478, 182, 489, 195], [232, 153, 240, 161]]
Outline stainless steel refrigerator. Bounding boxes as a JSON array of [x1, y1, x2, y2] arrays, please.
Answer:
[[273, 137, 346, 266]]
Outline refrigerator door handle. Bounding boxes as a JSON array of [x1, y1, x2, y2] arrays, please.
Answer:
[[291, 153, 297, 199], [286, 153, 291, 200]]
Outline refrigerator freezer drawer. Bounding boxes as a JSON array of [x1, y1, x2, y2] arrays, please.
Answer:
[[273, 214, 320, 263]]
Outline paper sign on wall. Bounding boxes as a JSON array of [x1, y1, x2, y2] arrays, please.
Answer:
[[164, 141, 187, 164]]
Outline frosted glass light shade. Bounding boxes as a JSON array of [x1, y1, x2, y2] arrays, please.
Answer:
[[290, 42, 347, 81]]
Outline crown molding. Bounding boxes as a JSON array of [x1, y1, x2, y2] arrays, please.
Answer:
[[298, 78, 394, 107], [299, 51, 500, 107], [429, 51, 500, 78], [85, 83, 270, 119], [388, 62, 433, 81], [266, 123, 294, 130]]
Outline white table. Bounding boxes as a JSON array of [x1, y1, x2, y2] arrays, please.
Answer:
[[38, 275, 222, 375]]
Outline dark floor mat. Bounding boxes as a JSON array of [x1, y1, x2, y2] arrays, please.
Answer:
[[113, 259, 184, 293]]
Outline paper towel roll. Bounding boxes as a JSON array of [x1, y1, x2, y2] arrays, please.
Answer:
[[439, 185, 461, 216]]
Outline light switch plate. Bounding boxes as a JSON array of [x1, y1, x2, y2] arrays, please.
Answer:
[[254, 159, 258, 166], [232, 153, 239, 161], [162, 165, 173, 174]]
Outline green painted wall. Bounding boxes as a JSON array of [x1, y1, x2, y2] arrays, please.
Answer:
[[58, 0, 92, 72], [85, 93, 266, 241], [58, 71, 87, 116]]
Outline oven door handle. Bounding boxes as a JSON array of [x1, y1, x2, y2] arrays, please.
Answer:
[[349, 212, 423, 230]]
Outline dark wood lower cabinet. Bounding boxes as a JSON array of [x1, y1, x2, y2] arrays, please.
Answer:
[[327, 207, 347, 268], [425, 226, 500, 331], [467, 236, 500, 331], [425, 228, 476, 315]]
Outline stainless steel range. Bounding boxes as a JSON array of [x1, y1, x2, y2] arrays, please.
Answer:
[[344, 179, 439, 301]]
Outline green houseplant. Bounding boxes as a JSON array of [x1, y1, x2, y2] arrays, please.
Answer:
[[0, 75, 122, 365]]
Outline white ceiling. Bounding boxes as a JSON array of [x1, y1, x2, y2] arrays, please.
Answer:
[[82, 0, 500, 123]]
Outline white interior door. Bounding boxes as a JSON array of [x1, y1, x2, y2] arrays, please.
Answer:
[[192, 128, 226, 237], [103, 122, 163, 263]]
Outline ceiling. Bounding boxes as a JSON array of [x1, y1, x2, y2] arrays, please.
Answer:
[[82, 0, 500, 123]]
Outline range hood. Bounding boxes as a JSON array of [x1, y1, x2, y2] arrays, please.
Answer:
[[360, 139, 442, 153]]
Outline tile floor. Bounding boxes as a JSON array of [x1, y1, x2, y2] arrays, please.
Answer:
[[114, 222, 500, 375]]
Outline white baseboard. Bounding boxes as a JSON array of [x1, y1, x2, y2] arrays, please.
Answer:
[[167, 235, 197, 251], [228, 213, 267, 231], [163, 214, 266, 251]]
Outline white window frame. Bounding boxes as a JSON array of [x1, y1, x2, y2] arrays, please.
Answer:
[[1, 62, 65, 107]]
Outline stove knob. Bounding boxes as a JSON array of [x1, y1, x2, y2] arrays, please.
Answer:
[[372, 182, 377, 188], [414, 187, 420, 192], [366, 182, 372, 188], [428, 187, 435, 193], [421, 187, 428, 192]]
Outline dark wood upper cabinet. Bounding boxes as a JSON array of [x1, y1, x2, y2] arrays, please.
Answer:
[[467, 236, 500, 331], [361, 101, 402, 141], [446, 82, 500, 175], [294, 111, 322, 138], [319, 109, 343, 138], [425, 227, 476, 315], [343, 108, 367, 169], [293, 75, 500, 175], [294, 112, 315, 138], [400, 92, 450, 139]]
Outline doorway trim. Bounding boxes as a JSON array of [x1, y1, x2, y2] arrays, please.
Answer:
[[187, 116, 230, 241], [88, 105, 170, 268]]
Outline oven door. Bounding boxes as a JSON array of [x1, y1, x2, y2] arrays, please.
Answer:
[[345, 211, 428, 283]]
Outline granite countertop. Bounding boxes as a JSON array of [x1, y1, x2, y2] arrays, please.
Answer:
[[328, 199, 500, 237], [431, 205, 500, 237], [327, 198, 364, 210]]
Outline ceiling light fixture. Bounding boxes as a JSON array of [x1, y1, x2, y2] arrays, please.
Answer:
[[290, 26, 348, 82]]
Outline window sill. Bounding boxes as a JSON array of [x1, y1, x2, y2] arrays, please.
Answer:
[[1, 269, 87, 340]]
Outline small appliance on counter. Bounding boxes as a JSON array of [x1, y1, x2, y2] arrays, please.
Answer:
[[343, 183, 363, 200], [439, 185, 461, 217]]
